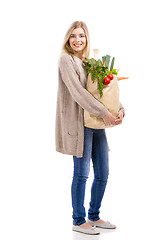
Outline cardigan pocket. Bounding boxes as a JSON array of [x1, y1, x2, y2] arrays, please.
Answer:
[[68, 126, 78, 136]]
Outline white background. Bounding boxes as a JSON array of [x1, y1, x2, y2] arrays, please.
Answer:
[[0, 0, 160, 239]]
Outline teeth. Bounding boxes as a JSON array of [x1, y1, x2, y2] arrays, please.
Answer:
[[74, 44, 82, 46]]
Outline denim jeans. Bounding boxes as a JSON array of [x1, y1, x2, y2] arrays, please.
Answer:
[[71, 126, 109, 226]]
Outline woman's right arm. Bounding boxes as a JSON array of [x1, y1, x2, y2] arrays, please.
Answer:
[[59, 54, 115, 124], [103, 111, 116, 126]]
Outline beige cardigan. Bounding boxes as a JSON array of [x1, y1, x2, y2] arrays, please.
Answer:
[[55, 53, 124, 158]]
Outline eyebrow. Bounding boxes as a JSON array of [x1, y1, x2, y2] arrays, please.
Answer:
[[70, 33, 85, 35]]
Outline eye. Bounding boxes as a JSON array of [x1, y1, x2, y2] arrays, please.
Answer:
[[70, 35, 75, 38], [80, 34, 85, 38]]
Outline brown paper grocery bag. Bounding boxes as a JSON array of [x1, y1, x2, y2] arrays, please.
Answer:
[[84, 73, 120, 129]]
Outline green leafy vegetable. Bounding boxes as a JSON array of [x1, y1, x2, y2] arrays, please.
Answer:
[[110, 57, 115, 71], [83, 54, 118, 97]]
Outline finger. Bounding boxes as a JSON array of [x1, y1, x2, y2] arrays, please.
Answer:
[[117, 114, 123, 121], [115, 118, 121, 122], [115, 119, 122, 124], [115, 122, 121, 125]]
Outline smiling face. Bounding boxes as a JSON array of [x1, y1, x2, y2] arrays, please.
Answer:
[[69, 27, 87, 58]]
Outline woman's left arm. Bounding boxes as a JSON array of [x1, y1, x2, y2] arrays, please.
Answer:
[[115, 74, 128, 124], [115, 102, 125, 125], [119, 102, 125, 117]]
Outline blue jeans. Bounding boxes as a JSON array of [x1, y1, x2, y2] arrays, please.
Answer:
[[71, 126, 109, 226]]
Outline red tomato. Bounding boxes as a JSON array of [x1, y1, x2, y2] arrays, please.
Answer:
[[107, 74, 114, 80], [103, 77, 110, 85]]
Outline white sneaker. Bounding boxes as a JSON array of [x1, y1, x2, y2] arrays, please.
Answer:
[[87, 219, 116, 229], [72, 225, 100, 235]]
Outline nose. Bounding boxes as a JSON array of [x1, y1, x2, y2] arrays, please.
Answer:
[[75, 35, 81, 41]]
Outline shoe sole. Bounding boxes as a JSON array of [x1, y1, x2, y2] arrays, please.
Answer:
[[73, 229, 100, 235]]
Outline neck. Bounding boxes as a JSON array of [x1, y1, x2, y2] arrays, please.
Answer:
[[74, 51, 83, 60]]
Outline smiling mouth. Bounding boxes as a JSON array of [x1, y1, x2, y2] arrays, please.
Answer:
[[73, 43, 82, 47]]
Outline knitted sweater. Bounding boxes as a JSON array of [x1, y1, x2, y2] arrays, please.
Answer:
[[55, 53, 119, 157]]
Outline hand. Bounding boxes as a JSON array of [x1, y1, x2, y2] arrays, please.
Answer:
[[115, 109, 124, 125], [103, 111, 116, 126]]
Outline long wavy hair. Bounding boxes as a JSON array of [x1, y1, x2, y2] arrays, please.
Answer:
[[61, 21, 90, 58]]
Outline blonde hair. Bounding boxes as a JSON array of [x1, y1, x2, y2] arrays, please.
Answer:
[[61, 21, 90, 58]]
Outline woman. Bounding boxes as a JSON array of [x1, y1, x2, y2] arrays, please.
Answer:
[[55, 21, 125, 235]]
